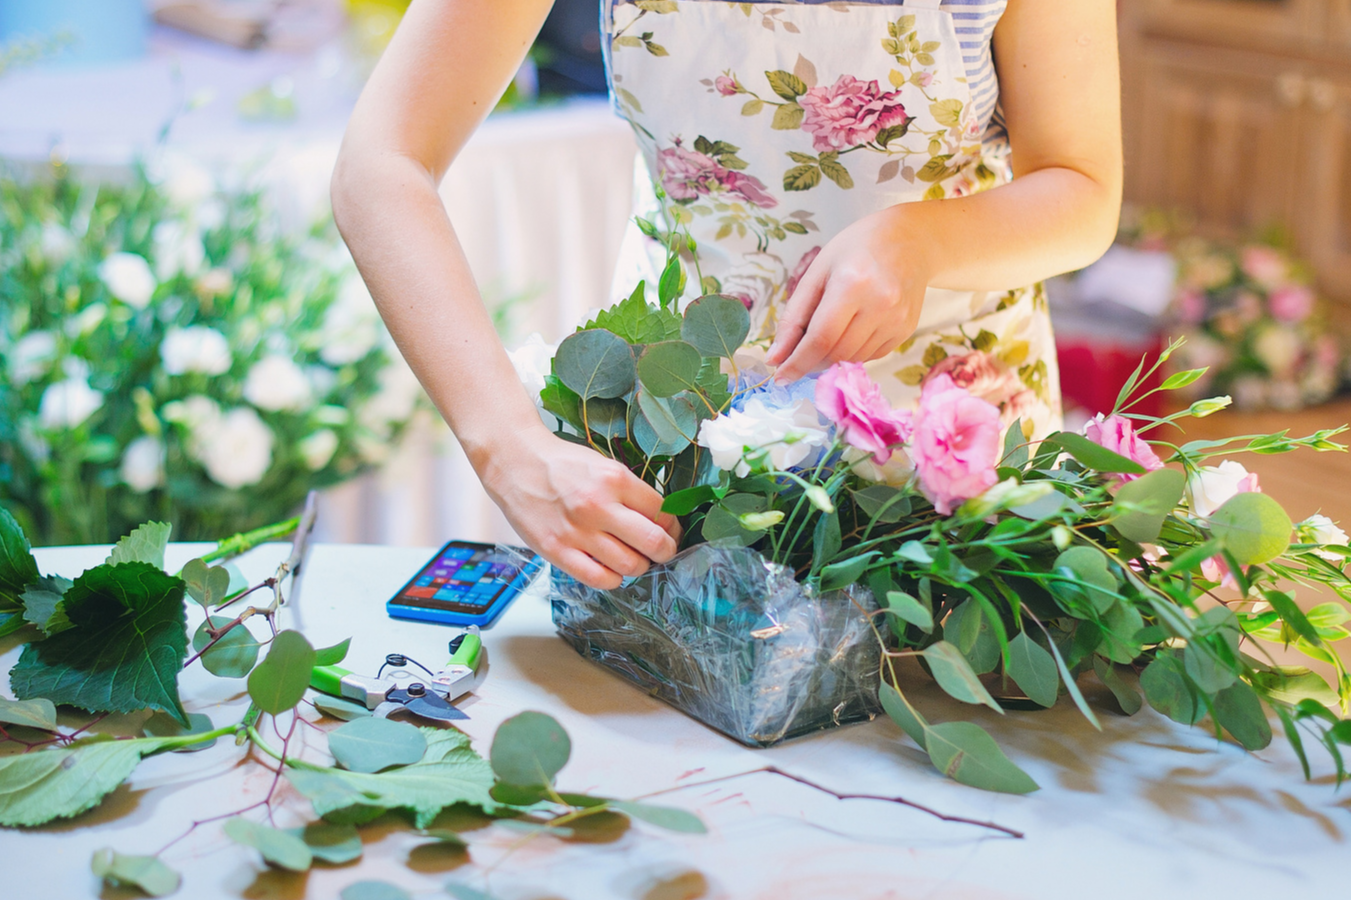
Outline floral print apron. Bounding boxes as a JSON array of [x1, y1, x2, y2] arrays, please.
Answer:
[[602, 0, 1062, 439]]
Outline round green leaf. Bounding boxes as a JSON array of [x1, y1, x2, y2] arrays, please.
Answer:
[[328, 717, 428, 773], [1053, 546, 1118, 614], [246, 630, 316, 715], [610, 800, 707, 834], [341, 882, 412, 900], [1140, 653, 1203, 725], [921, 641, 1002, 712], [314, 694, 373, 721], [314, 638, 352, 667], [634, 391, 697, 457], [192, 616, 262, 678], [1213, 680, 1273, 751], [223, 817, 313, 871], [1209, 491, 1293, 565], [883, 590, 933, 633], [581, 396, 629, 440], [923, 721, 1039, 794], [143, 711, 217, 753], [942, 599, 999, 674], [637, 340, 704, 398], [91, 849, 181, 897], [182, 558, 231, 609], [554, 329, 636, 400], [490, 711, 571, 787], [291, 821, 363, 864], [681, 294, 750, 358], [1110, 467, 1186, 543]]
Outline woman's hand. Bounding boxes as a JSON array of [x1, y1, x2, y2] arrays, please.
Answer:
[[765, 208, 932, 383], [480, 427, 681, 590]]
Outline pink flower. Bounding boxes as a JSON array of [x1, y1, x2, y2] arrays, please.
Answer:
[[715, 75, 738, 97], [912, 374, 1001, 515], [1269, 285, 1315, 323], [915, 72, 933, 88], [815, 362, 913, 464], [656, 142, 777, 208], [1240, 245, 1288, 289], [923, 351, 1022, 408], [730, 292, 754, 310], [1083, 414, 1164, 482], [1175, 288, 1207, 325], [785, 246, 821, 299], [798, 75, 910, 153], [720, 170, 778, 208]]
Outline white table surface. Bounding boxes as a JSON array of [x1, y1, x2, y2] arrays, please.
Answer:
[[3, 543, 1347, 900]]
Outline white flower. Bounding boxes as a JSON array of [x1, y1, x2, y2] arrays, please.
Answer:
[[99, 252, 157, 308], [357, 363, 422, 435], [40, 223, 75, 264], [1185, 460, 1259, 518], [161, 326, 232, 376], [299, 429, 339, 470], [163, 394, 222, 430], [843, 445, 913, 487], [1296, 514, 1349, 560], [7, 331, 58, 385], [319, 277, 382, 365], [194, 407, 274, 488], [37, 377, 104, 429], [696, 397, 829, 477], [153, 153, 216, 209], [1252, 324, 1302, 377], [120, 436, 166, 492], [64, 304, 107, 339], [243, 355, 313, 412], [151, 220, 206, 280], [507, 333, 557, 406]]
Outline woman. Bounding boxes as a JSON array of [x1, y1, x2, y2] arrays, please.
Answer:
[[331, 0, 1122, 589]]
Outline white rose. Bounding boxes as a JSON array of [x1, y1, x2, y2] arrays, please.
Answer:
[[120, 435, 166, 493], [319, 278, 382, 365], [37, 377, 104, 430], [1252, 324, 1302, 378], [696, 397, 829, 477], [299, 429, 339, 470], [243, 355, 313, 412], [1296, 514, 1349, 561], [151, 220, 206, 280], [161, 326, 232, 376], [99, 252, 157, 308], [1185, 460, 1259, 518], [506, 333, 557, 406], [7, 331, 58, 385], [194, 407, 274, 488]]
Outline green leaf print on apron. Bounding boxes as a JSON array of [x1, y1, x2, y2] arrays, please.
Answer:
[[603, 0, 1063, 439]]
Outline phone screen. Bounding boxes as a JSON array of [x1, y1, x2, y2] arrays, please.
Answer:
[[390, 541, 535, 614]]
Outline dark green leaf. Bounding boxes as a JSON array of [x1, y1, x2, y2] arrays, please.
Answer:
[[328, 717, 428, 773], [143, 711, 217, 753], [1140, 653, 1203, 725], [106, 522, 172, 570], [10, 563, 190, 725], [540, 374, 584, 431], [291, 822, 363, 864], [1001, 420, 1029, 468], [819, 555, 873, 591], [1213, 680, 1273, 750], [554, 329, 637, 400], [1055, 432, 1147, 474], [811, 510, 841, 572], [20, 575, 72, 635], [1053, 546, 1119, 614], [193, 615, 262, 678], [342, 883, 411, 900], [1093, 655, 1143, 715], [884, 590, 933, 632], [314, 638, 352, 667], [490, 711, 571, 787], [924, 722, 1038, 794], [1006, 632, 1058, 707], [582, 396, 629, 440], [681, 294, 751, 359], [661, 485, 716, 516], [1210, 492, 1293, 565], [247, 630, 316, 715], [1110, 468, 1185, 543], [0, 696, 57, 731], [1043, 630, 1102, 729], [637, 341, 704, 398], [91, 849, 180, 897], [851, 484, 910, 523], [634, 391, 698, 457], [0, 506, 40, 612], [921, 641, 1001, 712], [611, 800, 707, 833], [879, 681, 927, 748], [224, 817, 313, 871], [943, 598, 1000, 674]]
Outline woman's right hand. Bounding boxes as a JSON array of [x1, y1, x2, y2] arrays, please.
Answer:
[[480, 428, 681, 590]]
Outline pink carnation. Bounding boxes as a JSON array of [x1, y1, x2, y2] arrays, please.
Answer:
[[816, 362, 912, 464], [912, 374, 1001, 515], [1268, 285, 1315, 323], [714, 75, 738, 97], [785, 246, 821, 300], [798, 75, 910, 153], [922, 351, 1023, 409], [1083, 414, 1164, 482]]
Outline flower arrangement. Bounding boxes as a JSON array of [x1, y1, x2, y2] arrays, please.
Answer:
[[519, 225, 1351, 793], [1162, 235, 1342, 411], [0, 160, 422, 545]]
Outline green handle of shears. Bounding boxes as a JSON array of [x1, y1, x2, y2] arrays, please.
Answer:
[[310, 665, 351, 697], [449, 631, 482, 670]]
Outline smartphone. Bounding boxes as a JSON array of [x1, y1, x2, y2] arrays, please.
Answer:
[[386, 540, 544, 628]]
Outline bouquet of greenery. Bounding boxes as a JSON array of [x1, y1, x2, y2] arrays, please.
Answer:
[[0, 160, 422, 545], [523, 226, 1351, 793]]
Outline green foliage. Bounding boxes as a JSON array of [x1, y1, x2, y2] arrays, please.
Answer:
[[246, 630, 316, 714], [328, 717, 428, 773], [293, 822, 363, 864], [314, 694, 373, 721], [0, 734, 180, 826], [0, 506, 40, 614], [681, 294, 751, 359], [10, 562, 190, 724], [106, 522, 172, 569], [182, 557, 231, 609], [553, 329, 637, 400], [224, 817, 313, 871], [1054, 432, 1147, 474], [342, 883, 411, 900], [921, 641, 1001, 712], [490, 711, 572, 788], [610, 800, 708, 834], [1210, 492, 1293, 565], [314, 637, 352, 667], [19, 575, 72, 635], [924, 722, 1039, 794], [0, 696, 57, 730], [193, 616, 262, 678], [143, 711, 218, 753], [1006, 632, 1058, 708], [1110, 468, 1185, 543], [90, 849, 181, 897], [637, 341, 704, 398]]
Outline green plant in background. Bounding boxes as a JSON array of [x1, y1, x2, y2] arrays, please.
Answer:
[[0, 160, 423, 544]]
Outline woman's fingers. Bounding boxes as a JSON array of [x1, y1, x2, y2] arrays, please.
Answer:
[[586, 532, 651, 579], [766, 262, 827, 366], [773, 284, 857, 382], [554, 547, 624, 590]]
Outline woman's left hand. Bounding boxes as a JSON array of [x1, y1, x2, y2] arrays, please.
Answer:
[[765, 207, 931, 383]]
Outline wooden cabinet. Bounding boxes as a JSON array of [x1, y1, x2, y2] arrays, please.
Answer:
[[1122, 0, 1351, 302]]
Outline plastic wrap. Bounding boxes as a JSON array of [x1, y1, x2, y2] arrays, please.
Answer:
[[550, 542, 882, 747]]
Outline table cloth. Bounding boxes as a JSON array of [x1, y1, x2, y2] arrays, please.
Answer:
[[1, 542, 1346, 900]]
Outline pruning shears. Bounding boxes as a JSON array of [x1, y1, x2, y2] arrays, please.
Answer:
[[308, 628, 486, 723]]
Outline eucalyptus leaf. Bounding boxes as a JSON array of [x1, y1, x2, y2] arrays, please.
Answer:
[[144, 711, 217, 753], [924, 722, 1039, 794], [943, 599, 999, 674], [1212, 680, 1273, 751], [1001, 419, 1029, 468], [490, 710, 571, 787], [182, 557, 231, 609], [637, 340, 704, 398], [192, 616, 262, 678], [610, 800, 707, 834], [1006, 632, 1058, 708], [819, 555, 873, 591], [1210, 492, 1293, 565], [879, 681, 928, 748], [635, 390, 698, 456], [91, 849, 181, 897], [1093, 655, 1143, 715], [342, 882, 411, 900], [1141, 653, 1204, 725], [106, 521, 172, 570], [582, 396, 629, 440], [681, 294, 751, 358], [921, 641, 1002, 712], [1110, 468, 1185, 543], [247, 630, 316, 715], [554, 329, 636, 400], [1055, 432, 1147, 474], [314, 637, 352, 667], [291, 821, 363, 864], [884, 590, 933, 632], [314, 694, 374, 721], [852, 485, 910, 523], [224, 817, 313, 871], [0, 696, 57, 731], [328, 717, 428, 773]]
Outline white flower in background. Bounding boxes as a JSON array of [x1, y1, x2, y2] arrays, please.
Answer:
[[153, 152, 215, 210], [120, 435, 166, 493], [1296, 514, 1349, 560], [243, 355, 313, 412], [7, 331, 58, 385], [18, 420, 50, 466], [299, 429, 339, 470], [37, 377, 104, 430], [697, 397, 829, 477], [64, 303, 107, 339], [151, 220, 206, 280], [99, 252, 157, 308], [194, 407, 274, 488], [161, 325, 232, 376], [195, 268, 233, 297], [163, 394, 222, 430], [843, 445, 913, 487], [507, 333, 557, 405], [1252, 324, 1302, 378], [319, 277, 382, 365], [1185, 460, 1260, 518], [357, 362, 422, 435], [40, 223, 75, 264]]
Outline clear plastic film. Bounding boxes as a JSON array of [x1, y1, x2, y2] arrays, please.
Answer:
[[550, 542, 882, 747]]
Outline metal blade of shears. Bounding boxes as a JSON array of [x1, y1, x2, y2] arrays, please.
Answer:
[[380, 688, 468, 722]]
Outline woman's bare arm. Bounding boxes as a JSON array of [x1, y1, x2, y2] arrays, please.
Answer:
[[332, 0, 678, 588], [768, 0, 1122, 380]]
